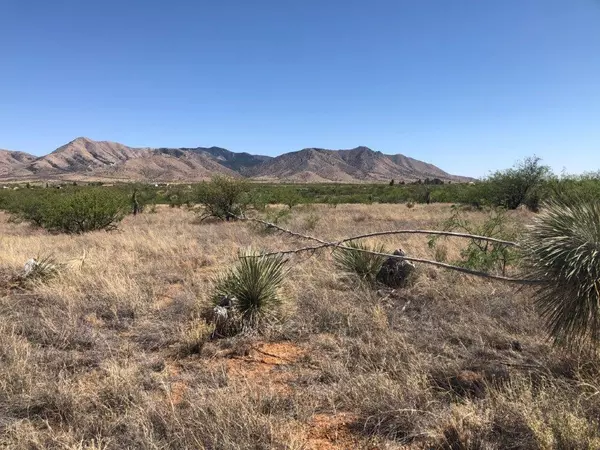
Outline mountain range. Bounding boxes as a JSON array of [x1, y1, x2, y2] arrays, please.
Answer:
[[0, 137, 470, 183]]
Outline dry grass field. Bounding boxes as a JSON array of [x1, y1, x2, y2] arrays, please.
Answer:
[[1, 204, 599, 449]]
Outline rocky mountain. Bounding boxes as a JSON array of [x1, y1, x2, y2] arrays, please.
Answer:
[[0, 138, 468, 182], [28, 138, 148, 174], [246, 146, 467, 182], [155, 146, 271, 172], [0, 149, 37, 179], [18, 138, 239, 182]]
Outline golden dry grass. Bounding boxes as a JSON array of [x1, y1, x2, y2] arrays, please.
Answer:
[[0, 203, 599, 449]]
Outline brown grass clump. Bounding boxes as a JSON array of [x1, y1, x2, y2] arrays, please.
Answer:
[[0, 203, 599, 449]]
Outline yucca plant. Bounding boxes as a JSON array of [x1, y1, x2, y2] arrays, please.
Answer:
[[21, 254, 62, 283], [211, 250, 287, 331], [521, 199, 600, 348], [333, 241, 388, 285]]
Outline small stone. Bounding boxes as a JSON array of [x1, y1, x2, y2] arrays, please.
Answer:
[[23, 258, 38, 277]]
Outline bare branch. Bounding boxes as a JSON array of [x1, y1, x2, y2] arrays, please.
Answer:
[[237, 215, 328, 245], [238, 215, 519, 247], [237, 214, 544, 285], [337, 230, 519, 247]]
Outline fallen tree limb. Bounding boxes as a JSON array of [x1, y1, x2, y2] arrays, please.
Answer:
[[236, 214, 544, 285]]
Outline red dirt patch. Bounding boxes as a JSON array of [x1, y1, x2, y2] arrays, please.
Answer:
[[221, 342, 306, 390], [163, 362, 187, 405], [154, 283, 183, 310], [305, 412, 361, 450]]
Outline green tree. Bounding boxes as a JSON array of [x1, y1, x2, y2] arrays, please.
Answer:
[[195, 176, 249, 221], [280, 186, 301, 209], [486, 156, 550, 210]]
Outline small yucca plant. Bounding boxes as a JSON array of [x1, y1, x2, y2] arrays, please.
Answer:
[[521, 199, 600, 348], [212, 250, 287, 330], [22, 254, 62, 283], [333, 241, 387, 285]]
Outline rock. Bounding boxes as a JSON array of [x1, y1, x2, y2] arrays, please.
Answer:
[[211, 295, 241, 338], [217, 295, 238, 308], [376, 249, 415, 288], [511, 340, 523, 352], [23, 258, 38, 277]]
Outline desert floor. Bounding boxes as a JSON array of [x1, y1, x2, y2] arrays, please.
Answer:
[[1, 204, 598, 449]]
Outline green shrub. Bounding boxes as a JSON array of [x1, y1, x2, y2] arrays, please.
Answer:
[[280, 186, 301, 209], [211, 250, 287, 331], [333, 241, 387, 285], [545, 172, 600, 205], [430, 207, 520, 275], [6, 188, 129, 233], [195, 176, 249, 221], [485, 156, 550, 210], [522, 199, 600, 348], [257, 208, 291, 235]]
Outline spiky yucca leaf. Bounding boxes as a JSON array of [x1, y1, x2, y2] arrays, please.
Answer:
[[333, 241, 387, 285], [22, 254, 62, 283], [522, 200, 600, 348], [212, 250, 287, 329]]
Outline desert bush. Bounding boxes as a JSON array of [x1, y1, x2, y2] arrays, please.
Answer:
[[302, 211, 320, 231], [195, 176, 249, 221], [257, 207, 292, 235], [430, 206, 520, 275], [280, 186, 302, 209], [545, 171, 600, 204], [211, 250, 287, 331], [521, 199, 600, 348], [485, 156, 550, 210], [334, 241, 387, 285], [6, 188, 129, 233]]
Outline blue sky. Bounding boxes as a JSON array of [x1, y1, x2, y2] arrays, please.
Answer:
[[1, 0, 599, 177]]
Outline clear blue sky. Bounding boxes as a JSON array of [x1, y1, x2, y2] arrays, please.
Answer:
[[1, 0, 599, 177]]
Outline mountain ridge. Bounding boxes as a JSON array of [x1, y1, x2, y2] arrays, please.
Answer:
[[0, 137, 471, 183]]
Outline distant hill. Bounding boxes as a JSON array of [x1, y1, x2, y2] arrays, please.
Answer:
[[20, 138, 239, 182], [0, 137, 470, 183], [155, 146, 271, 172], [245, 146, 468, 182], [0, 149, 37, 179]]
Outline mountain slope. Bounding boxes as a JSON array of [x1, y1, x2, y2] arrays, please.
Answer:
[[22, 138, 239, 181], [28, 137, 148, 174], [0, 138, 469, 182], [0, 149, 37, 179], [247, 146, 466, 182], [99, 151, 239, 181], [156, 146, 272, 172]]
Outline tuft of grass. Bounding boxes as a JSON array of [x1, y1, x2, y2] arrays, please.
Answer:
[[211, 250, 287, 330], [522, 199, 600, 348], [333, 241, 387, 285], [178, 319, 214, 356]]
